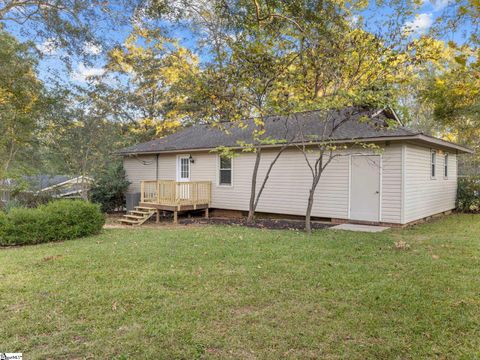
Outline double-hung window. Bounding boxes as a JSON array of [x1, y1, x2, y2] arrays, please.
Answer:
[[431, 150, 436, 178], [219, 156, 232, 186]]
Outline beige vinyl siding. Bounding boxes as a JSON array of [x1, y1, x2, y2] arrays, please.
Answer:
[[124, 145, 403, 222], [187, 148, 350, 218], [123, 155, 157, 193], [257, 149, 350, 218], [404, 144, 457, 223], [381, 144, 403, 223], [157, 155, 176, 180]]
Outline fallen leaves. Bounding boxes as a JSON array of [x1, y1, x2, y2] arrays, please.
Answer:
[[41, 255, 63, 262], [394, 241, 411, 250]]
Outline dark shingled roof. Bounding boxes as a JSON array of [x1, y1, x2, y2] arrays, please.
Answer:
[[117, 108, 420, 155]]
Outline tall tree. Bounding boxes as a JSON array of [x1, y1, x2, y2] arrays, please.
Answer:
[[289, 22, 425, 232], [403, 0, 479, 173], [0, 0, 141, 56], [143, 0, 426, 229], [194, 30, 301, 224], [103, 27, 200, 142], [40, 87, 126, 199], [0, 29, 45, 182], [420, 44, 480, 174], [143, 0, 356, 224]]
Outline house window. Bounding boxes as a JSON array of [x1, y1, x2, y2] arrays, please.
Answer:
[[431, 150, 436, 178], [219, 156, 232, 186], [180, 157, 189, 179], [444, 153, 449, 178]]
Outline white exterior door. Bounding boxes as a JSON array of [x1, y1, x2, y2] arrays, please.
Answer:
[[350, 155, 381, 222], [177, 155, 191, 199], [177, 156, 190, 182]]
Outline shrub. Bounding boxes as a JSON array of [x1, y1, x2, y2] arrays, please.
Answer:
[[0, 211, 6, 240], [457, 176, 480, 213], [2, 199, 23, 213], [0, 200, 105, 246], [90, 162, 130, 212]]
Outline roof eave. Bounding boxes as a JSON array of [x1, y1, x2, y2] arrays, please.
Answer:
[[117, 134, 473, 156], [414, 134, 473, 154]]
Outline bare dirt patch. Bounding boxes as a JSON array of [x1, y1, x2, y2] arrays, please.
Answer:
[[180, 217, 331, 230], [105, 213, 331, 231]]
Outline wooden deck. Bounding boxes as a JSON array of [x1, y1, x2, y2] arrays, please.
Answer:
[[140, 180, 211, 223]]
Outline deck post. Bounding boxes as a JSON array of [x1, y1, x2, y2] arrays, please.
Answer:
[[173, 210, 178, 224], [205, 208, 209, 219], [156, 210, 160, 223]]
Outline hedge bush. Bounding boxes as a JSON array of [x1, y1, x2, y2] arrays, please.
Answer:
[[457, 176, 480, 213], [0, 200, 105, 246]]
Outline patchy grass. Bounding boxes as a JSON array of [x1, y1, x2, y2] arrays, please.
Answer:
[[1, 214, 480, 359]]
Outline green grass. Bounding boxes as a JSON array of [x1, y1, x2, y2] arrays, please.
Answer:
[[1, 214, 480, 359]]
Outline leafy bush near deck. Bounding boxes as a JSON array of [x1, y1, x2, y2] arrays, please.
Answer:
[[0, 200, 105, 246], [457, 176, 480, 212], [90, 162, 130, 213]]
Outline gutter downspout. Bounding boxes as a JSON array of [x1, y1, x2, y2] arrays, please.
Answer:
[[156, 154, 159, 181]]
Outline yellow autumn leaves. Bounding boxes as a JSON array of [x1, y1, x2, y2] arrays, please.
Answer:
[[106, 27, 200, 138]]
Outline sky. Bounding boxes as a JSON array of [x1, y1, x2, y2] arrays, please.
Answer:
[[0, 0, 469, 89]]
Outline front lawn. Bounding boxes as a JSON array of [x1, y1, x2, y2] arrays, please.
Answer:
[[1, 214, 480, 359]]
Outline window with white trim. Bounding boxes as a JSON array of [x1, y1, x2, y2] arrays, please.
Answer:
[[444, 153, 449, 178], [431, 150, 436, 178], [219, 156, 232, 186]]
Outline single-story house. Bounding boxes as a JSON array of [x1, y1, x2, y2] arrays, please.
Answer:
[[0, 175, 92, 206], [37, 175, 93, 199], [0, 179, 14, 205], [117, 108, 472, 226]]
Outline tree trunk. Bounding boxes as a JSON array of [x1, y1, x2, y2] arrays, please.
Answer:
[[253, 146, 287, 211], [305, 170, 323, 234], [305, 188, 316, 234], [79, 176, 88, 201], [81, 181, 89, 200], [247, 147, 262, 224]]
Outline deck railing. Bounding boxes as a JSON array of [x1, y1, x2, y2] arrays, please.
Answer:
[[140, 180, 211, 207]]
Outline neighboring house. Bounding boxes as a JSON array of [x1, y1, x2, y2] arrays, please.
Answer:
[[0, 179, 14, 205], [0, 175, 93, 205], [37, 175, 93, 198], [117, 108, 472, 226]]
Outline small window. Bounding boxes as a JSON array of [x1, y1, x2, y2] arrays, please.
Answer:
[[219, 156, 232, 186], [181, 158, 189, 178], [444, 153, 448, 178], [431, 150, 436, 178]]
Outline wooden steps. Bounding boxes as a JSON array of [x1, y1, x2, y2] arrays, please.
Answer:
[[124, 215, 144, 220], [118, 206, 156, 226], [130, 210, 150, 215]]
